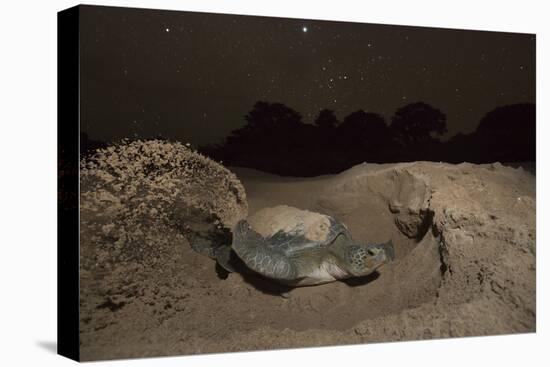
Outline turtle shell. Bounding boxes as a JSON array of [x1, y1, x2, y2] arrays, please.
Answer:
[[246, 205, 350, 256]]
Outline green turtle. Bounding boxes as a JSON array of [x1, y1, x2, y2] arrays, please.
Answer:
[[229, 205, 394, 286]]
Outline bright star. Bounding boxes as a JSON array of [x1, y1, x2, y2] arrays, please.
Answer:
[[165, 28, 170, 32], [302, 26, 308, 33]]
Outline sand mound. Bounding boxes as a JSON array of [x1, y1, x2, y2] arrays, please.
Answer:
[[80, 139, 247, 227], [79, 140, 249, 359], [80, 139, 247, 260], [79, 160, 535, 361]]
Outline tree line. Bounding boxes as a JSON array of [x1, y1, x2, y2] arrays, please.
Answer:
[[201, 101, 535, 176]]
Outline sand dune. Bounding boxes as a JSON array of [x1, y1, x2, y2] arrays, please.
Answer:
[[79, 160, 535, 361]]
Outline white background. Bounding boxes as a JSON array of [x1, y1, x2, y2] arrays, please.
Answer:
[[0, 0, 547, 365]]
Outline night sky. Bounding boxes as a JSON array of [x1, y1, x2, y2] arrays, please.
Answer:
[[80, 5, 535, 147]]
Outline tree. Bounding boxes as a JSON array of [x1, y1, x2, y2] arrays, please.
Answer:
[[314, 109, 339, 130], [338, 110, 388, 147], [390, 102, 447, 145], [335, 110, 390, 163], [244, 101, 302, 130], [312, 109, 339, 151], [475, 103, 535, 162], [210, 101, 308, 174], [225, 101, 303, 150], [477, 103, 535, 138]]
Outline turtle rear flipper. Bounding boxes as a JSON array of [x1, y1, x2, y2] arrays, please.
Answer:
[[232, 220, 298, 281], [214, 245, 237, 272]]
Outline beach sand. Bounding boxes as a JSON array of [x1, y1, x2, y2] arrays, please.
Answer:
[[79, 161, 535, 361]]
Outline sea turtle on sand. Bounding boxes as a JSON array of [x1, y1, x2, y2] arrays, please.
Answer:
[[225, 205, 394, 286]]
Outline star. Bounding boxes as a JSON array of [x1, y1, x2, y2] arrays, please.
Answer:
[[165, 27, 170, 32], [302, 26, 308, 33]]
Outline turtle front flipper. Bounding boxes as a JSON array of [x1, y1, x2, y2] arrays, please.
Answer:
[[232, 220, 298, 281]]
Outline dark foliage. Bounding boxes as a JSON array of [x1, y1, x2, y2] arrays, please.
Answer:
[[390, 102, 447, 145], [337, 110, 391, 163], [440, 103, 535, 164], [476, 103, 535, 162], [202, 101, 535, 177], [80, 101, 535, 177], [314, 109, 339, 130]]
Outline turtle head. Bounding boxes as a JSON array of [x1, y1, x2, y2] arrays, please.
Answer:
[[343, 240, 394, 276]]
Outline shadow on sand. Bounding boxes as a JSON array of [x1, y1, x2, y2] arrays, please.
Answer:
[[216, 256, 382, 296]]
